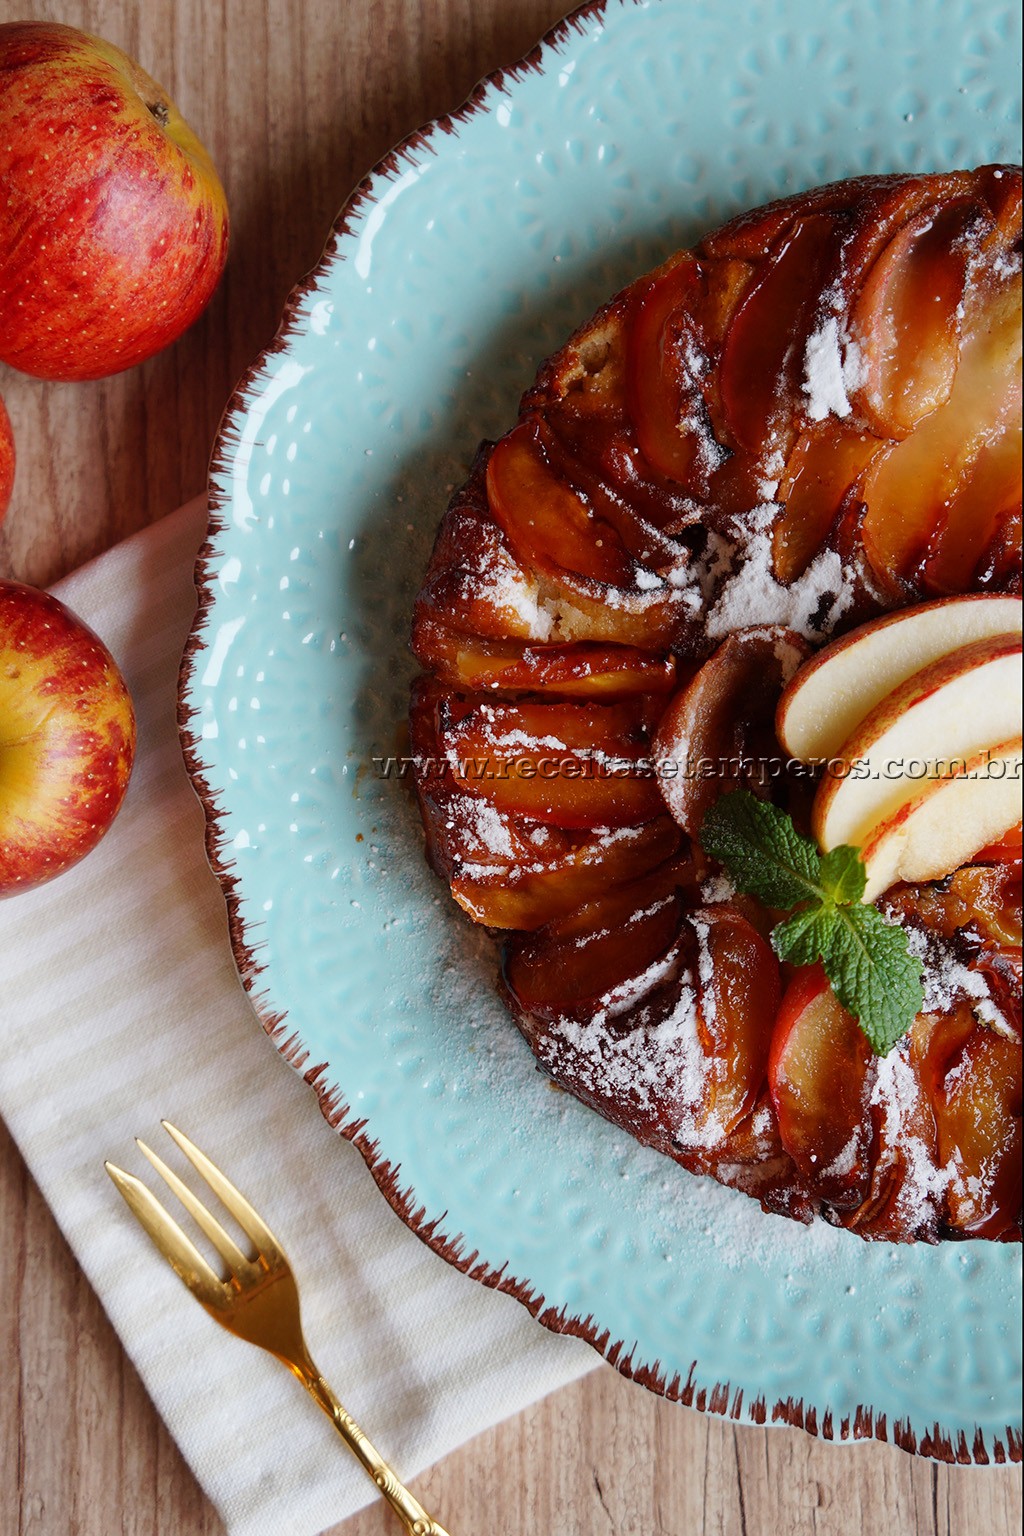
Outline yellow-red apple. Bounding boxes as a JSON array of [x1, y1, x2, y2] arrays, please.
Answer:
[[0, 580, 136, 896], [811, 633, 1022, 855], [0, 22, 228, 381], [777, 594, 1023, 763], [859, 737, 1023, 900], [0, 395, 12, 524]]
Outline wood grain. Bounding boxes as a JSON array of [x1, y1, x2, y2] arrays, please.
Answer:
[[0, 2, 1021, 1533]]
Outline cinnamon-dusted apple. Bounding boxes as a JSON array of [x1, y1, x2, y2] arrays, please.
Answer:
[[409, 167, 1022, 1243]]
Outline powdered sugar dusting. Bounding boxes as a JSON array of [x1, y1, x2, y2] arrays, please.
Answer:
[[703, 506, 854, 640]]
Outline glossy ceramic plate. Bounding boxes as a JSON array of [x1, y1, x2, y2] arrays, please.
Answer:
[[180, 0, 1023, 1460]]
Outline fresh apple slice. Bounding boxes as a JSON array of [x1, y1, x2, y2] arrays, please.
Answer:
[[811, 633, 1022, 854], [860, 737, 1023, 901], [776, 594, 1023, 763], [767, 965, 874, 1209]]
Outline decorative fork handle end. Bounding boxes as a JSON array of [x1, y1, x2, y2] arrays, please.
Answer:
[[299, 1366, 451, 1536]]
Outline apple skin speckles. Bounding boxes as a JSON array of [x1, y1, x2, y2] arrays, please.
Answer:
[[0, 580, 136, 898]]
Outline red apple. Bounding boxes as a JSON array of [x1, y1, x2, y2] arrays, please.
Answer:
[[0, 580, 136, 896], [0, 22, 228, 381], [0, 394, 13, 523]]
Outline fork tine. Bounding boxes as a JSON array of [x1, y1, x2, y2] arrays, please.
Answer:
[[161, 1121, 282, 1259], [105, 1161, 225, 1302], [136, 1138, 250, 1274]]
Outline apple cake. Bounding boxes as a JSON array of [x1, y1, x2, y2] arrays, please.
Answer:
[[409, 166, 1022, 1243]]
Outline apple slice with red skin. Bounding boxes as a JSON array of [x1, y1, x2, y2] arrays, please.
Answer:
[[0, 580, 135, 896], [811, 633, 1023, 856], [776, 594, 1023, 764], [768, 965, 874, 1210], [0, 395, 13, 523], [655, 624, 810, 836], [859, 737, 1023, 902]]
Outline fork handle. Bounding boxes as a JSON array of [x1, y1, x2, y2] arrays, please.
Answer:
[[298, 1366, 452, 1536]]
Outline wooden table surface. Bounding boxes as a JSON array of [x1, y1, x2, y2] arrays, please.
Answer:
[[1, 3, 1021, 1533]]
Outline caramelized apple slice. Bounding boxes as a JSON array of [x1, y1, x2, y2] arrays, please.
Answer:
[[849, 199, 980, 438], [719, 214, 841, 454], [452, 817, 683, 930], [487, 421, 634, 586], [502, 863, 688, 1020], [922, 419, 1023, 594], [441, 695, 663, 829], [860, 266, 1021, 593], [925, 1010, 1022, 1238], [772, 421, 884, 583], [768, 966, 874, 1209], [627, 255, 720, 488], [691, 905, 780, 1137], [411, 612, 676, 698], [655, 625, 810, 835]]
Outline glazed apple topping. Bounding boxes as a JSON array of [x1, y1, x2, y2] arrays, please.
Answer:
[[409, 168, 1022, 1243]]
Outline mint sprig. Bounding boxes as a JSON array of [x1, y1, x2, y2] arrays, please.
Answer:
[[701, 791, 924, 1055]]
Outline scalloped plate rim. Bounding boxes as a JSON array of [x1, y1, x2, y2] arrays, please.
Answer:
[[177, 0, 1023, 1465]]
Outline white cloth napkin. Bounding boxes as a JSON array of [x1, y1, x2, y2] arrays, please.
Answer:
[[0, 498, 598, 1536]]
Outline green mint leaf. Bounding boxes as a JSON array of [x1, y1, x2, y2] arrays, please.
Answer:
[[821, 903, 925, 1055], [818, 844, 866, 906], [771, 906, 836, 968], [700, 790, 823, 909]]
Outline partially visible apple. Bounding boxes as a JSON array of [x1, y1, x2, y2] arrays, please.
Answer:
[[0, 395, 12, 523], [811, 633, 1022, 854], [776, 594, 1023, 763], [0, 581, 135, 897], [0, 22, 228, 381], [859, 738, 1023, 901]]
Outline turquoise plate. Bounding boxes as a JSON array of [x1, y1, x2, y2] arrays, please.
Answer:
[[181, 0, 1022, 1460]]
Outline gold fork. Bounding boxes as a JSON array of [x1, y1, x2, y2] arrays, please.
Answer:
[[105, 1121, 451, 1536]]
